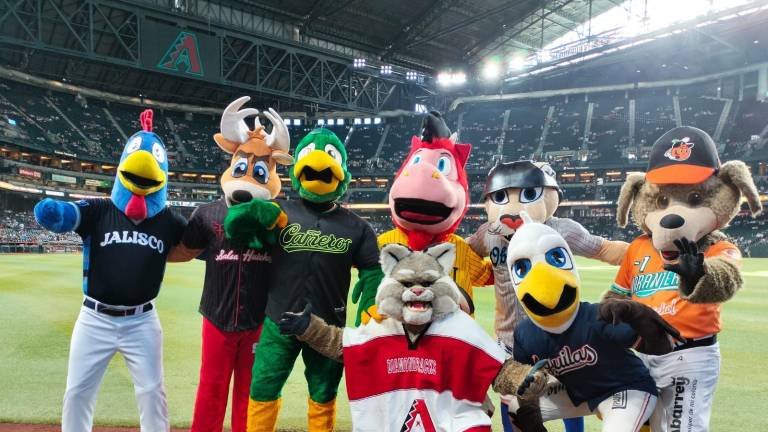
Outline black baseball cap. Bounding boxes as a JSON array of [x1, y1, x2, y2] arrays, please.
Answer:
[[646, 126, 720, 185], [483, 160, 560, 197]]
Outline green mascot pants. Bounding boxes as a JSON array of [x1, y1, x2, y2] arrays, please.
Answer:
[[250, 317, 344, 403]]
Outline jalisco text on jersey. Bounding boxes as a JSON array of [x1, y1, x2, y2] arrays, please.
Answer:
[[279, 223, 353, 253], [99, 230, 165, 253]]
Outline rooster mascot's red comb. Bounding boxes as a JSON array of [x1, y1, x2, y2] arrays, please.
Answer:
[[388, 111, 472, 250]]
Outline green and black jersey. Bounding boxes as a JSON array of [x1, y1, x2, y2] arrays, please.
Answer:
[[265, 199, 380, 326]]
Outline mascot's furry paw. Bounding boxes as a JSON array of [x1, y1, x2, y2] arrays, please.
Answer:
[[494, 360, 549, 399], [680, 257, 742, 304]]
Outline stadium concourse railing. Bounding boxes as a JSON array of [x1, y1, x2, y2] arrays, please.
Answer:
[[0, 243, 81, 254]]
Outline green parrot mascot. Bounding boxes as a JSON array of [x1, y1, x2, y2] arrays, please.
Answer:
[[224, 128, 383, 432]]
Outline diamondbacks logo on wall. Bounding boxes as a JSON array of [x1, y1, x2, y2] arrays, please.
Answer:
[[279, 223, 352, 253], [157, 31, 204, 77], [400, 399, 436, 432], [664, 137, 694, 161]]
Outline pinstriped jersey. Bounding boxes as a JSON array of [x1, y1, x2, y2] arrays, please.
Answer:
[[378, 228, 492, 305]]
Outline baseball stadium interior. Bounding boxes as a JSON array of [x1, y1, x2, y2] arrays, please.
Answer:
[[2, 0, 768, 430], [2, 0, 768, 256]]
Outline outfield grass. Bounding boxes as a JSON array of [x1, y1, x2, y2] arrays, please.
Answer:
[[0, 254, 766, 431]]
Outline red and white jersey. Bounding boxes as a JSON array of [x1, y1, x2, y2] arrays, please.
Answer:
[[342, 311, 506, 432]]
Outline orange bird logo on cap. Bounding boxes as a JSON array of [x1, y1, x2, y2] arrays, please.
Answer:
[[664, 137, 694, 161]]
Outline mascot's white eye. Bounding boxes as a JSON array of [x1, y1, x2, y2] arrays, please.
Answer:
[[511, 258, 532, 285], [152, 142, 166, 164], [436, 156, 452, 175], [490, 190, 509, 205], [231, 157, 248, 178], [126, 136, 142, 154], [297, 143, 315, 160], [519, 187, 544, 203], [324, 144, 342, 165], [410, 154, 422, 165], [253, 161, 269, 184], [545, 247, 573, 270]]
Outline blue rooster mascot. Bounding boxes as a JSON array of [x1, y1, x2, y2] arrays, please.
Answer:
[[34, 109, 186, 432]]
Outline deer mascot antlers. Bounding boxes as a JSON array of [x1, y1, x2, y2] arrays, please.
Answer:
[[213, 96, 294, 206]]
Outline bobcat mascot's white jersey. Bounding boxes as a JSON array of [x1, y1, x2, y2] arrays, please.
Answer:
[[342, 312, 506, 432]]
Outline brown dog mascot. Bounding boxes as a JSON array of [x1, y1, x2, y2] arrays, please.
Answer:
[[607, 126, 762, 431]]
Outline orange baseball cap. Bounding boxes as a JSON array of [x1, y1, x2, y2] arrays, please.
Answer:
[[645, 126, 720, 185]]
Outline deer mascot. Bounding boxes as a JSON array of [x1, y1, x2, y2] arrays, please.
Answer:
[[169, 96, 292, 432]]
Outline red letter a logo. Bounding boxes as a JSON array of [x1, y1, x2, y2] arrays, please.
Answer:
[[157, 32, 204, 77], [400, 399, 437, 432]]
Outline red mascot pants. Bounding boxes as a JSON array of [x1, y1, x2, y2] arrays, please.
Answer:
[[191, 317, 262, 432]]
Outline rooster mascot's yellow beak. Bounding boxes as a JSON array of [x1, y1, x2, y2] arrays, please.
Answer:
[[506, 212, 582, 334]]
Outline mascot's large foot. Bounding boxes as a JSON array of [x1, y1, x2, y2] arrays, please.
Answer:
[[247, 398, 281, 432], [307, 397, 336, 432]]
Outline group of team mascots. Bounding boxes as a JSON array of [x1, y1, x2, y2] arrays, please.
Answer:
[[32, 96, 762, 432]]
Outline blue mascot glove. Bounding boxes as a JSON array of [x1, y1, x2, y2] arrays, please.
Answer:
[[34, 198, 79, 233], [277, 303, 313, 336]]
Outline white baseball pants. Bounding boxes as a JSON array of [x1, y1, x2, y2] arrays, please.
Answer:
[[638, 343, 720, 432], [62, 305, 169, 432], [508, 380, 656, 432]]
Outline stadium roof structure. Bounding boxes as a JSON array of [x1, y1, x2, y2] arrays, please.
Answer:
[[241, 0, 618, 71]]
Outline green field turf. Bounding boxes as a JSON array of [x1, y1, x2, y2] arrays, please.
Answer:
[[0, 254, 766, 431]]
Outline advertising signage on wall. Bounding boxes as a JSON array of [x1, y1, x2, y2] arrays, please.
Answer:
[[51, 173, 77, 184], [141, 19, 220, 82], [18, 168, 42, 179]]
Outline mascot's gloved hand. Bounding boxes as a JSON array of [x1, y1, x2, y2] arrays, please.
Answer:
[[224, 199, 287, 249], [351, 265, 385, 326], [34, 198, 79, 233], [663, 238, 705, 297], [599, 298, 686, 355], [277, 303, 312, 336]]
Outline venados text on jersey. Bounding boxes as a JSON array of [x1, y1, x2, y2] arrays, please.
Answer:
[[99, 230, 164, 253], [279, 223, 352, 254]]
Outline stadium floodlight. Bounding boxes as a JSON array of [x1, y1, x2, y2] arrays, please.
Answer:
[[364, 118, 372, 125], [283, 118, 291, 126], [353, 58, 366, 68], [414, 103, 427, 113], [317, 119, 326, 125], [436, 71, 467, 87], [7, 118, 16, 126], [509, 56, 526, 71], [293, 119, 302, 126], [406, 71, 418, 81], [327, 119, 335, 126], [337, 118, 345, 125], [374, 117, 382, 125], [354, 118, 362, 125], [482, 60, 501, 80], [380, 65, 393, 75]]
